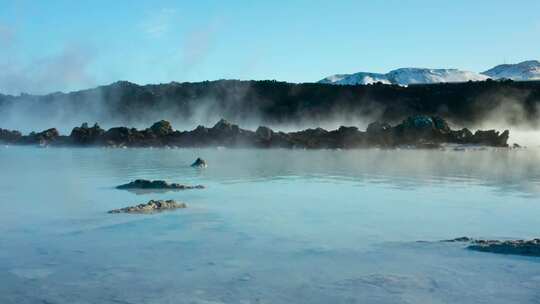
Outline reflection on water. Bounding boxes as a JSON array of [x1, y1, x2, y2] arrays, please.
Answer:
[[0, 147, 539, 303]]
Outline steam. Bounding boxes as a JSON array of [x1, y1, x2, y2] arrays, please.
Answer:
[[0, 23, 15, 47], [468, 87, 540, 147], [181, 25, 216, 73], [0, 45, 97, 96], [1, 79, 539, 148]]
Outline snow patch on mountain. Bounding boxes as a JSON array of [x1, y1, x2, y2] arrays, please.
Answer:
[[320, 68, 487, 85], [387, 68, 487, 85], [319, 72, 390, 85], [482, 60, 540, 81], [320, 60, 540, 85]]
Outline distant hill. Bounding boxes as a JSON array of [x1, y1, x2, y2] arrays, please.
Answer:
[[320, 60, 540, 85], [482, 60, 540, 81], [1, 79, 539, 132]]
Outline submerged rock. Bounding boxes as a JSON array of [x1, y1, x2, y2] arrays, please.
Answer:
[[468, 239, 540, 257], [108, 200, 187, 214], [191, 158, 208, 168], [116, 179, 205, 190], [442, 236, 473, 242], [441, 237, 540, 257]]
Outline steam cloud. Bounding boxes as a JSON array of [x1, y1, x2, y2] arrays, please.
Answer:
[[0, 46, 96, 96]]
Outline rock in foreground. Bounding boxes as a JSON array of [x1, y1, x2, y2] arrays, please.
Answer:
[[108, 200, 187, 214], [191, 158, 208, 168], [442, 237, 540, 257], [116, 179, 204, 190], [468, 239, 540, 257]]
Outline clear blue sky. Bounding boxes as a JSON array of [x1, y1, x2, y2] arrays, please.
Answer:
[[0, 0, 539, 94]]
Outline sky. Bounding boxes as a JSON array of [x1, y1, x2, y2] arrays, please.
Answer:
[[0, 0, 539, 95]]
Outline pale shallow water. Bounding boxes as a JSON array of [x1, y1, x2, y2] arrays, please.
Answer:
[[1, 146, 540, 303]]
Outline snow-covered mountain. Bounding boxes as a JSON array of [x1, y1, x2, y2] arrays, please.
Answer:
[[482, 60, 540, 81], [319, 72, 391, 85], [319, 68, 487, 85], [319, 60, 540, 85], [386, 68, 488, 85]]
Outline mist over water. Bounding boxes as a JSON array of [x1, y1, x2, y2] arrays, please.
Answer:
[[1, 147, 540, 303], [1, 81, 539, 148]]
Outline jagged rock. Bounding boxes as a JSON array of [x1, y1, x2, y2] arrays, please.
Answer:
[[255, 126, 273, 141], [2, 116, 512, 148], [70, 123, 105, 145], [440, 237, 540, 257], [432, 116, 451, 132], [402, 116, 437, 130], [191, 158, 208, 168], [0, 128, 22, 143], [471, 130, 509, 147], [149, 120, 173, 136], [116, 179, 204, 190], [108, 200, 187, 214], [23, 128, 60, 145], [394, 115, 449, 144], [366, 121, 392, 134], [442, 236, 473, 242], [449, 128, 473, 142], [468, 239, 540, 257], [212, 119, 240, 136], [366, 121, 393, 146], [103, 127, 143, 146]]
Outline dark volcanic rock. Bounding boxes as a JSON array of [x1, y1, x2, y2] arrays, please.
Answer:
[[117, 179, 204, 190], [468, 239, 540, 257], [441, 237, 473, 242], [22, 128, 60, 145], [0, 128, 22, 143], [471, 129, 510, 147], [2, 115, 512, 148], [103, 127, 144, 147], [191, 158, 208, 168], [440, 237, 540, 257], [70, 123, 105, 145], [149, 120, 173, 136], [108, 200, 187, 214], [255, 126, 273, 146]]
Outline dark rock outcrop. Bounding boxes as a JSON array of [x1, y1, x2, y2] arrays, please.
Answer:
[[0, 116, 511, 149], [20, 128, 61, 146], [70, 123, 105, 145], [116, 179, 204, 190], [441, 237, 540, 257], [149, 120, 173, 136], [468, 239, 540, 257], [108, 200, 187, 214], [191, 158, 208, 168], [0, 128, 22, 143]]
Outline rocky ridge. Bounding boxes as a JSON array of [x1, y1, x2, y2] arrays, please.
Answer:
[[0, 116, 510, 149]]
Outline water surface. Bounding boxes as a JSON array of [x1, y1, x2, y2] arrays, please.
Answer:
[[1, 147, 539, 303]]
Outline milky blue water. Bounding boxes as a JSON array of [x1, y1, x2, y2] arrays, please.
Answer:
[[1, 146, 540, 303]]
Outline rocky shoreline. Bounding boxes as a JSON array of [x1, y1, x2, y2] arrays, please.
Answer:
[[0, 115, 510, 149]]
